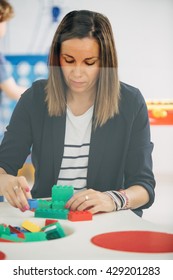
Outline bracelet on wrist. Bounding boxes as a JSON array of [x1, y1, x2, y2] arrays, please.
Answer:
[[105, 189, 130, 211]]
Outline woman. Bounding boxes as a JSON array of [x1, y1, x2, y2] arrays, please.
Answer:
[[0, 10, 155, 216]]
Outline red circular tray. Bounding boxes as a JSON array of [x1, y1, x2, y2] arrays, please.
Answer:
[[91, 231, 173, 253]]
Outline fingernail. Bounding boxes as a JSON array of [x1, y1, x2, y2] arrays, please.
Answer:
[[65, 203, 69, 209], [25, 187, 30, 192], [24, 205, 30, 210], [20, 208, 25, 212]]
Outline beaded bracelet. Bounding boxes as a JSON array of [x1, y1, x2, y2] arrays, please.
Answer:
[[119, 189, 130, 209], [105, 190, 130, 211], [105, 191, 122, 211]]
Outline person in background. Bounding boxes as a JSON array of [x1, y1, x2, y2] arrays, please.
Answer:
[[0, 0, 27, 201], [0, 10, 155, 216], [0, 0, 26, 100]]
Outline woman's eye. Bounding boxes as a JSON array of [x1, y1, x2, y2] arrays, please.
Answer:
[[85, 61, 96, 66], [65, 59, 74, 64]]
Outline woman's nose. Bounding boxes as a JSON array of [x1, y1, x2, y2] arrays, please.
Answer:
[[72, 65, 83, 77]]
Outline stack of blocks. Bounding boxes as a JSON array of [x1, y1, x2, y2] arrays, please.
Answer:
[[35, 185, 73, 219], [34, 185, 92, 221]]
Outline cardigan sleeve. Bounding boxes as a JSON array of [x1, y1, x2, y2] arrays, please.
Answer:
[[124, 90, 155, 209]]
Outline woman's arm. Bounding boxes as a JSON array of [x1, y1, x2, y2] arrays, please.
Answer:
[[0, 77, 27, 100], [65, 184, 149, 214], [0, 167, 32, 210]]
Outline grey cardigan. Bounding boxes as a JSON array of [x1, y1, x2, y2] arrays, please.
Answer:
[[0, 80, 155, 216]]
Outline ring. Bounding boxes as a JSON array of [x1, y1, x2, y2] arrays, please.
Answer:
[[85, 195, 89, 201], [13, 186, 19, 191]]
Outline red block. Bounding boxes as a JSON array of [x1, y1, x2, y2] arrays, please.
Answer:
[[17, 232, 25, 239], [0, 238, 14, 242], [68, 211, 92, 221], [45, 219, 59, 226], [9, 225, 21, 234]]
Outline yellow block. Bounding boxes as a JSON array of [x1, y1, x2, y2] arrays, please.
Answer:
[[22, 220, 41, 232]]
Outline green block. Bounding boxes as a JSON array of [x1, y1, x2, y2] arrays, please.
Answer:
[[0, 234, 23, 242], [24, 232, 47, 242], [35, 208, 69, 219], [52, 201, 66, 209], [38, 200, 52, 209], [0, 224, 10, 236], [52, 185, 74, 203], [42, 222, 66, 239]]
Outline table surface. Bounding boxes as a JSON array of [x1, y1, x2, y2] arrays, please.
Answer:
[[0, 202, 173, 260]]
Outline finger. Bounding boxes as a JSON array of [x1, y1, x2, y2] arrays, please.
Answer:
[[68, 195, 86, 211], [17, 176, 31, 208], [77, 197, 98, 211], [3, 191, 18, 208], [87, 205, 102, 214], [7, 186, 25, 210], [18, 176, 30, 193], [66, 189, 94, 208], [14, 188, 30, 210]]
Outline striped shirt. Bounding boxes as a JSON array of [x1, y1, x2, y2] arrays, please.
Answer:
[[57, 105, 93, 191]]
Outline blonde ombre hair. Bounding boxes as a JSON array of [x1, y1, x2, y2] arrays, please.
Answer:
[[0, 0, 14, 22], [45, 10, 120, 128]]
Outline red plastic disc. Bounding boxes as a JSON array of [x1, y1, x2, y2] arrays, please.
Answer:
[[91, 231, 173, 253], [0, 251, 6, 260]]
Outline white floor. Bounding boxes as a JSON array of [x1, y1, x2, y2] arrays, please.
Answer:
[[143, 172, 173, 229]]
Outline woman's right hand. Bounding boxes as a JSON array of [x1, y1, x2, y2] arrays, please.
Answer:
[[0, 169, 32, 211]]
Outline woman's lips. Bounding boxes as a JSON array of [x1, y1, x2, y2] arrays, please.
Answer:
[[70, 80, 86, 87]]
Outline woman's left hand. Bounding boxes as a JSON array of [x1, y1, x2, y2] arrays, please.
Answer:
[[65, 189, 115, 214]]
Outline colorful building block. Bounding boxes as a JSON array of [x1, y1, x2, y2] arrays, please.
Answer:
[[42, 222, 66, 239], [21, 220, 41, 232], [0, 224, 10, 236], [45, 219, 59, 226], [52, 201, 66, 209], [38, 199, 52, 209], [35, 208, 69, 219], [0, 238, 14, 242], [9, 225, 22, 234], [68, 210, 92, 221], [0, 234, 24, 242], [52, 185, 74, 203], [24, 232, 47, 242], [27, 199, 39, 210], [13, 226, 28, 233]]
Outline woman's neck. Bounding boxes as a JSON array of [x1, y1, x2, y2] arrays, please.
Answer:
[[67, 90, 95, 116]]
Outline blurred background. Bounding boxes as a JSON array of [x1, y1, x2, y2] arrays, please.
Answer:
[[0, 0, 173, 227]]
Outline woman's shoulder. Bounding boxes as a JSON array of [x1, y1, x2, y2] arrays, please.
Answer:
[[119, 81, 146, 111], [16, 79, 48, 116], [120, 81, 142, 98], [20, 79, 47, 102]]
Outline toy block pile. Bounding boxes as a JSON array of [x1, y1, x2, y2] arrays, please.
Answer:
[[0, 186, 92, 243], [33, 185, 92, 221], [0, 219, 65, 243]]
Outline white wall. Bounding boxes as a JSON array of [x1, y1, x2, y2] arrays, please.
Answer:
[[4, 0, 172, 99], [3, 0, 173, 176]]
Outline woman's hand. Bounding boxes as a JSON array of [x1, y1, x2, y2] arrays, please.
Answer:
[[65, 189, 116, 214], [0, 173, 32, 211]]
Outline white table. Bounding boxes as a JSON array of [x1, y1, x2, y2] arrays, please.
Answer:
[[0, 202, 173, 260]]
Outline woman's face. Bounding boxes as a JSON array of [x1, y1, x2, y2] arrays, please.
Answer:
[[60, 37, 100, 96]]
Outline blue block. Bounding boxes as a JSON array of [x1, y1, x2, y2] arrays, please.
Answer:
[[28, 199, 39, 210]]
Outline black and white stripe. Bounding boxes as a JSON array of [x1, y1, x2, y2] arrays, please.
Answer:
[[57, 143, 90, 190], [57, 106, 93, 191]]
